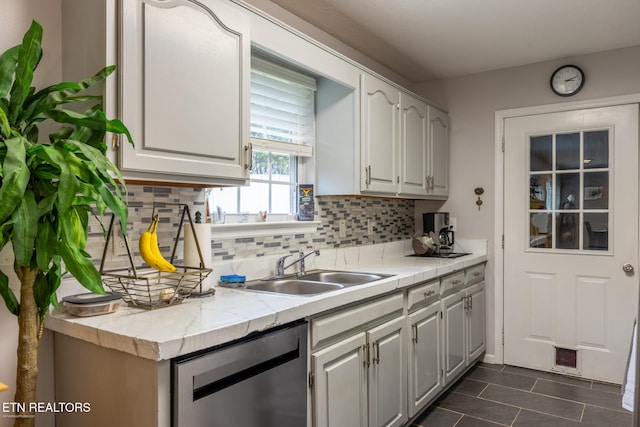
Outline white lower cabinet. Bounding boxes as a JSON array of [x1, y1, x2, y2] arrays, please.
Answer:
[[312, 333, 368, 427], [368, 316, 407, 427], [407, 299, 442, 417], [466, 281, 486, 362], [310, 263, 485, 426], [310, 294, 407, 427], [442, 288, 467, 384]]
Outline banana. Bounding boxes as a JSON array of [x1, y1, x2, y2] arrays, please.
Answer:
[[139, 215, 176, 272]]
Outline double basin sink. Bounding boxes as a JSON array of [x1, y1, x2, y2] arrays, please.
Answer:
[[243, 270, 393, 296]]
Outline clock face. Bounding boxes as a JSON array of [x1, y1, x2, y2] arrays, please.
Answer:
[[550, 65, 585, 96]]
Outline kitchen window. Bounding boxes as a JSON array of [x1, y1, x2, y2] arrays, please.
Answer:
[[208, 55, 316, 222]]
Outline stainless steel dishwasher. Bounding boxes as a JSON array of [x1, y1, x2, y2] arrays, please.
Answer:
[[172, 321, 307, 426]]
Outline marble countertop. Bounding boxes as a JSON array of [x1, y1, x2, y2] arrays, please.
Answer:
[[45, 239, 487, 361]]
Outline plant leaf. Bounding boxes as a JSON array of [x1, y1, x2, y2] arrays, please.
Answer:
[[0, 45, 19, 99], [9, 21, 43, 124], [11, 189, 39, 266], [35, 220, 55, 272], [43, 108, 133, 147], [0, 270, 19, 316], [47, 256, 62, 310], [57, 239, 104, 295], [0, 136, 30, 224]]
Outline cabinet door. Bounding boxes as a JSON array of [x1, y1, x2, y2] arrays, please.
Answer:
[[399, 92, 428, 197], [312, 333, 367, 427], [428, 106, 449, 198], [361, 74, 400, 194], [120, 0, 250, 183], [466, 282, 486, 362], [442, 289, 466, 384], [407, 300, 442, 417], [367, 316, 407, 427]]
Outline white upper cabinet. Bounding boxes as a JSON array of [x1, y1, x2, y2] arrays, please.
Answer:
[[361, 73, 441, 199], [62, 0, 251, 185], [399, 92, 429, 197], [119, 0, 250, 184], [427, 106, 450, 198], [361, 74, 401, 194]]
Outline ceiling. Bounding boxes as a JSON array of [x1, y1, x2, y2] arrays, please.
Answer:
[[269, 0, 640, 83]]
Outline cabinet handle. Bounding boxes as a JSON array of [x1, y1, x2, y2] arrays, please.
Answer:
[[363, 343, 370, 367], [463, 296, 469, 311], [373, 341, 380, 365], [111, 133, 119, 149], [244, 143, 253, 170], [452, 279, 463, 286], [424, 290, 435, 298], [365, 165, 372, 186], [469, 295, 473, 310], [412, 324, 418, 343]]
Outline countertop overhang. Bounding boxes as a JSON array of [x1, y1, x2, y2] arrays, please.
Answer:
[[46, 242, 487, 361]]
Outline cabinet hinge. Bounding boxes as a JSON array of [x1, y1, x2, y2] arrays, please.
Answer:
[[440, 311, 443, 319], [308, 371, 314, 388], [397, 176, 400, 184]]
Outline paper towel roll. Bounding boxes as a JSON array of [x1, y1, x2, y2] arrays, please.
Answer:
[[184, 223, 214, 290]]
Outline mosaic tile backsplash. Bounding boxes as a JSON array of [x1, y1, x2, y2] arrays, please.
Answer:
[[88, 184, 415, 270]]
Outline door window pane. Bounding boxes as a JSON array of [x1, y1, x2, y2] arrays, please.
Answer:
[[584, 130, 609, 169], [557, 213, 579, 249], [530, 174, 552, 210], [556, 173, 579, 210], [584, 172, 608, 209], [556, 133, 580, 170], [583, 213, 608, 250], [530, 135, 552, 171], [530, 213, 551, 248]]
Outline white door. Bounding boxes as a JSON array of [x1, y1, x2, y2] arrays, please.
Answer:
[[504, 104, 638, 384]]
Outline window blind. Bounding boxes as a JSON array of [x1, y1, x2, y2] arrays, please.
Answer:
[[250, 56, 316, 157]]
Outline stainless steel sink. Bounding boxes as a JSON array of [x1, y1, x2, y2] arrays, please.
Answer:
[[296, 270, 390, 285], [242, 270, 393, 296], [244, 279, 344, 295]]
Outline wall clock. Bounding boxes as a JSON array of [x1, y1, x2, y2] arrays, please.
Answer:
[[550, 64, 585, 97]]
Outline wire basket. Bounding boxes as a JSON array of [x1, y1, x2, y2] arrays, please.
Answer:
[[99, 204, 212, 310]]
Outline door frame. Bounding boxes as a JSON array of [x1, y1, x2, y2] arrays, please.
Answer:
[[493, 93, 640, 366]]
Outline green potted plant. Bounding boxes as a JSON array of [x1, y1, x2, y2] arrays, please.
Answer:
[[0, 20, 132, 426]]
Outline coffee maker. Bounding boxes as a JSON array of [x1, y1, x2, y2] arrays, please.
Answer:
[[423, 212, 454, 252]]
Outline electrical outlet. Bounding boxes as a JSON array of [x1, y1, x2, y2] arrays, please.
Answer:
[[339, 219, 347, 238], [367, 220, 374, 235], [112, 227, 132, 257]]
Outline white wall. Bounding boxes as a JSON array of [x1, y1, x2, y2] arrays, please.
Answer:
[[414, 45, 640, 361], [0, 1, 61, 425]]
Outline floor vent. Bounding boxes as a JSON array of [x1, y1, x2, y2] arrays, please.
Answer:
[[555, 347, 578, 369]]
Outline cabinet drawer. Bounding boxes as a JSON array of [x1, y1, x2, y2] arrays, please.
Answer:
[[465, 264, 485, 286], [407, 280, 440, 312], [440, 271, 465, 295], [310, 293, 403, 349]]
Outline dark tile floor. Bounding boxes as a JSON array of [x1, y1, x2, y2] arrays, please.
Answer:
[[411, 363, 633, 426]]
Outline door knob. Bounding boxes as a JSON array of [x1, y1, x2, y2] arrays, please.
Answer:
[[623, 263, 634, 274]]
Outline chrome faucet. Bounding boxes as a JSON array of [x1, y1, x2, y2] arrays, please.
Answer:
[[276, 249, 320, 277]]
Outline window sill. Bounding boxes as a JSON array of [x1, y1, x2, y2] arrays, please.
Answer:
[[211, 221, 321, 239]]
